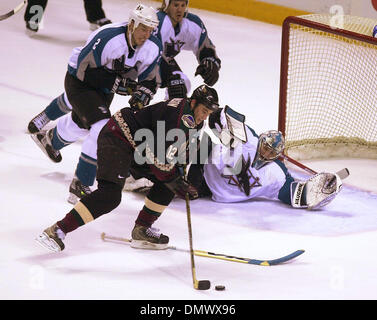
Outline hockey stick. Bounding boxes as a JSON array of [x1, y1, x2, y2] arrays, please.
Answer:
[[101, 232, 305, 266], [0, 1, 26, 21], [281, 154, 350, 180], [183, 166, 211, 290], [280, 154, 317, 175]]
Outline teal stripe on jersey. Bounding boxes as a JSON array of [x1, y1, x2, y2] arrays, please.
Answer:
[[138, 37, 162, 82], [76, 26, 126, 70], [156, 11, 166, 42], [186, 13, 207, 47]]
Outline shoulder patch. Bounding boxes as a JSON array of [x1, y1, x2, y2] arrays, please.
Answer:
[[181, 114, 196, 128]]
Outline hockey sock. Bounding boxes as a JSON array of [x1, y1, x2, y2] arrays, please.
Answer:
[[51, 127, 72, 150], [135, 197, 167, 228], [44, 94, 71, 121], [75, 153, 97, 186], [135, 182, 175, 227], [57, 204, 86, 234]]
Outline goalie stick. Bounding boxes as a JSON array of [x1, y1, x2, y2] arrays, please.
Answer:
[[281, 154, 350, 180], [101, 232, 305, 266], [0, 1, 26, 21]]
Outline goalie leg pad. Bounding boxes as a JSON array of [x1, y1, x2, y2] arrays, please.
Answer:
[[290, 172, 342, 210]]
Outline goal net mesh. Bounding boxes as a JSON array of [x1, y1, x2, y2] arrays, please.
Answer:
[[279, 14, 377, 160]]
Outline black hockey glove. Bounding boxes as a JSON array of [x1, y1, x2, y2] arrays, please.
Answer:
[[129, 86, 154, 111], [167, 74, 187, 98], [195, 57, 221, 86], [165, 175, 199, 200], [111, 76, 137, 96]]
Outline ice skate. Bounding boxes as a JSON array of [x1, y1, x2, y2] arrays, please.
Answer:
[[35, 223, 65, 252], [89, 18, 112, 31], [30, 129, 62, 163], [123, 175, 153, 193], [28, 110, 50, 134], [130, 225, 169, 250], [67, 176, 92, 205]]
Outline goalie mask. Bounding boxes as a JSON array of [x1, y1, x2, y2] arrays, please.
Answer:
[[252, 130, 285, 170]]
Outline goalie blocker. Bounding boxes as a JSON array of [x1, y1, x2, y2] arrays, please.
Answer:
[[290, 170, 346, 210]]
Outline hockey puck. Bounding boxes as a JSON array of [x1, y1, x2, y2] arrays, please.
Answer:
[[215, 285, 225, 291]]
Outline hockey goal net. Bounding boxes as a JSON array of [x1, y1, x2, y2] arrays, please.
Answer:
[[279, 14, 377, 160]]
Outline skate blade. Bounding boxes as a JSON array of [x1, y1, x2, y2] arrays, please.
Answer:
[[130, 239, 168, 250], [30, 133, 62, 163], [35, 233, 62, 252], [67, 193, 79, 205]]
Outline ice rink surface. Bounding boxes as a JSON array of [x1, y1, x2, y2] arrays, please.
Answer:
[[1, 0, 377, 303]]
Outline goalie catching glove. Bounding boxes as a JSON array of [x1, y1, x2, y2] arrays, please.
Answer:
[[290, 172, 343, 210]]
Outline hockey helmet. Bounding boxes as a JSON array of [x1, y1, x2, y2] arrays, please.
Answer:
[[253, 130, 285, 170], [129, 3, 159, 30], [190, 84, 219, 111]]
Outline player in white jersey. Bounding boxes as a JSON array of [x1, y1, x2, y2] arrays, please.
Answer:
[[155, 0, 221, 99], [29, 3, 163, 205], [187, 107, 344, 210], [124, 0, 222, 189], [27, 1, 219, 135]]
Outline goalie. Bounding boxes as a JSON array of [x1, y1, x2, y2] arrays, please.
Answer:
[[125, 106, 344, 210], [190, 106, 344, 210]]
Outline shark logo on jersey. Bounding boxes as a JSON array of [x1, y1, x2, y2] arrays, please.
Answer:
[[112, 56, 126, 71], [221, 171, 262, 196], [112, 56, 136, 76], [164, 38, 185, 58], [221, 156, 261, 196]]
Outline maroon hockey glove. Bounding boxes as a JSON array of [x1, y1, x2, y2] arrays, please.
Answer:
[[165, 176, 199, 200]]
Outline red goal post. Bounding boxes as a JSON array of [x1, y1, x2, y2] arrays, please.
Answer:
[[278, 14, 377, 160]]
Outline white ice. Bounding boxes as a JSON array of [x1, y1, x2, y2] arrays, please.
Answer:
[[1, 0, 377, 300]]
